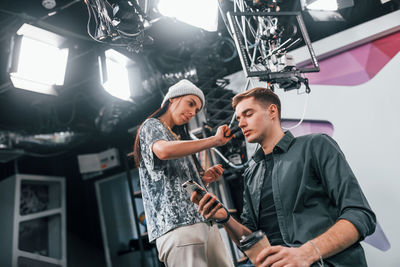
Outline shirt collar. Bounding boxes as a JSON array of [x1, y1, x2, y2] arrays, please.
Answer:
[[252, 131, 295, 163]]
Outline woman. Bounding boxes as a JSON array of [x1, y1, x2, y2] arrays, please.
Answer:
[[133, 79, 234, 267]]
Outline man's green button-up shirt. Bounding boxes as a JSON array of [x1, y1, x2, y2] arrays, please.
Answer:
[[241, 131, 376, 266]]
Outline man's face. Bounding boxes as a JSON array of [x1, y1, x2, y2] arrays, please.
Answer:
[[235, 97, 272, 144]]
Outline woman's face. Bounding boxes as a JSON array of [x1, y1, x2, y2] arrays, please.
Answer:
[[169, 95, 202, 125]]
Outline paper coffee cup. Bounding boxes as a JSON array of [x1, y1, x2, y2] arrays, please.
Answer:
[[240, 230, 270, 265]]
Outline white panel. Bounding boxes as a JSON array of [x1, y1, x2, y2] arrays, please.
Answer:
[[289, 10, 400, 66], [226, 52, 400, 266]]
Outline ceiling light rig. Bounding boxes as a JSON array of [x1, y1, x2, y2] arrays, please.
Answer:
[[84, 0, 154, 53], [304, 0, 354, 11], [301, 0, 355, 21], [224, 2, 319, 92], [157, 0, 219, 32]]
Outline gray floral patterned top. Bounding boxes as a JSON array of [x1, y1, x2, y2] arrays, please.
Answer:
[[138, 118, 206, 243]]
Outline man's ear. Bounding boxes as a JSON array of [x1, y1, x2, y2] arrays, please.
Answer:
[[268, 104, 278, 119]]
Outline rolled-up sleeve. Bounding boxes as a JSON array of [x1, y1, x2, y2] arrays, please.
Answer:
[[139, 118, 169, 172], [312, 134, 376, 240]]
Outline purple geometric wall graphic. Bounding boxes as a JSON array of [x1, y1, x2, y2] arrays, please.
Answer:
[[281, 120, 334, 137], [304, 31, 400, 86], [364, 221, 391, 251]]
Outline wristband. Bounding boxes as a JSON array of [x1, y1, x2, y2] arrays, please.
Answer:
[[214, 207, 231, 224]]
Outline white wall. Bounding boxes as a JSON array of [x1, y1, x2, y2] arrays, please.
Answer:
[[225, 51, 400, 266]]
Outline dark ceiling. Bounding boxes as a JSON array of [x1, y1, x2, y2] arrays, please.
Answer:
[[0, 0, 398, 155]]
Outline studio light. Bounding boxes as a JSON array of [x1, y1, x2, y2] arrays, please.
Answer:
[[305, 0, 354, 11], [98, 49, 142, 101], [8, 24, 69, 95], [157, 0, 219, 32], [301, 0, 354, 21], [306, 0, 338, 11]]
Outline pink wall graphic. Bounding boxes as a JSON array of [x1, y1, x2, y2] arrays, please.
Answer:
[[305, 31, 400, 86]]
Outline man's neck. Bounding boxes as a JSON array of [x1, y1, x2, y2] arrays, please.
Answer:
[[260, 126, 285, 154]]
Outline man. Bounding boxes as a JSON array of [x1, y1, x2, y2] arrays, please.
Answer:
[[192, 87, 376, 266]]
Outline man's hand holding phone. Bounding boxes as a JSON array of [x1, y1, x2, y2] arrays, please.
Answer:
[[190, 191, 229, 222]]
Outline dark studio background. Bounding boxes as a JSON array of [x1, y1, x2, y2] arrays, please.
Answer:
[[0, 0, 398, 266]]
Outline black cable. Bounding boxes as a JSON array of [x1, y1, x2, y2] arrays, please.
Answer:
[[52, 93, 80, 126], [22, 150, 69, 158]]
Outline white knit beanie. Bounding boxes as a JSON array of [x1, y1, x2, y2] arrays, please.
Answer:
[[161, 79, 205, 110]]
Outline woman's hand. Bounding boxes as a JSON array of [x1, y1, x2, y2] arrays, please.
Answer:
[[202, 164, 224, 185], [214, 125, 234, 146]]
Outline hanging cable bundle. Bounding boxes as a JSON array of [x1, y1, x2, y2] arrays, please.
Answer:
[[84, 0, 153, 52]]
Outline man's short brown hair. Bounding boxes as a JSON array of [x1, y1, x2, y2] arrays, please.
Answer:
[[232, 87, 281, 120]]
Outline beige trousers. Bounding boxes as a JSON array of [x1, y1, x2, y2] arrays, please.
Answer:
[[156, 222, 234, 267]]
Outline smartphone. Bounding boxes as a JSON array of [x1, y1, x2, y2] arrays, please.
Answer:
[[182, 180, 221, 209], [182, 180, 206, 202]]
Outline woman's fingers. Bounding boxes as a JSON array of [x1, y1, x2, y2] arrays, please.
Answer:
[[209, 169, 219, 178], [212, 165, 224, 175], [203, 165, 224, 183], [210, 165, 223, 174], [215, 165, 224, 175], [216, 125, 234, 145]]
